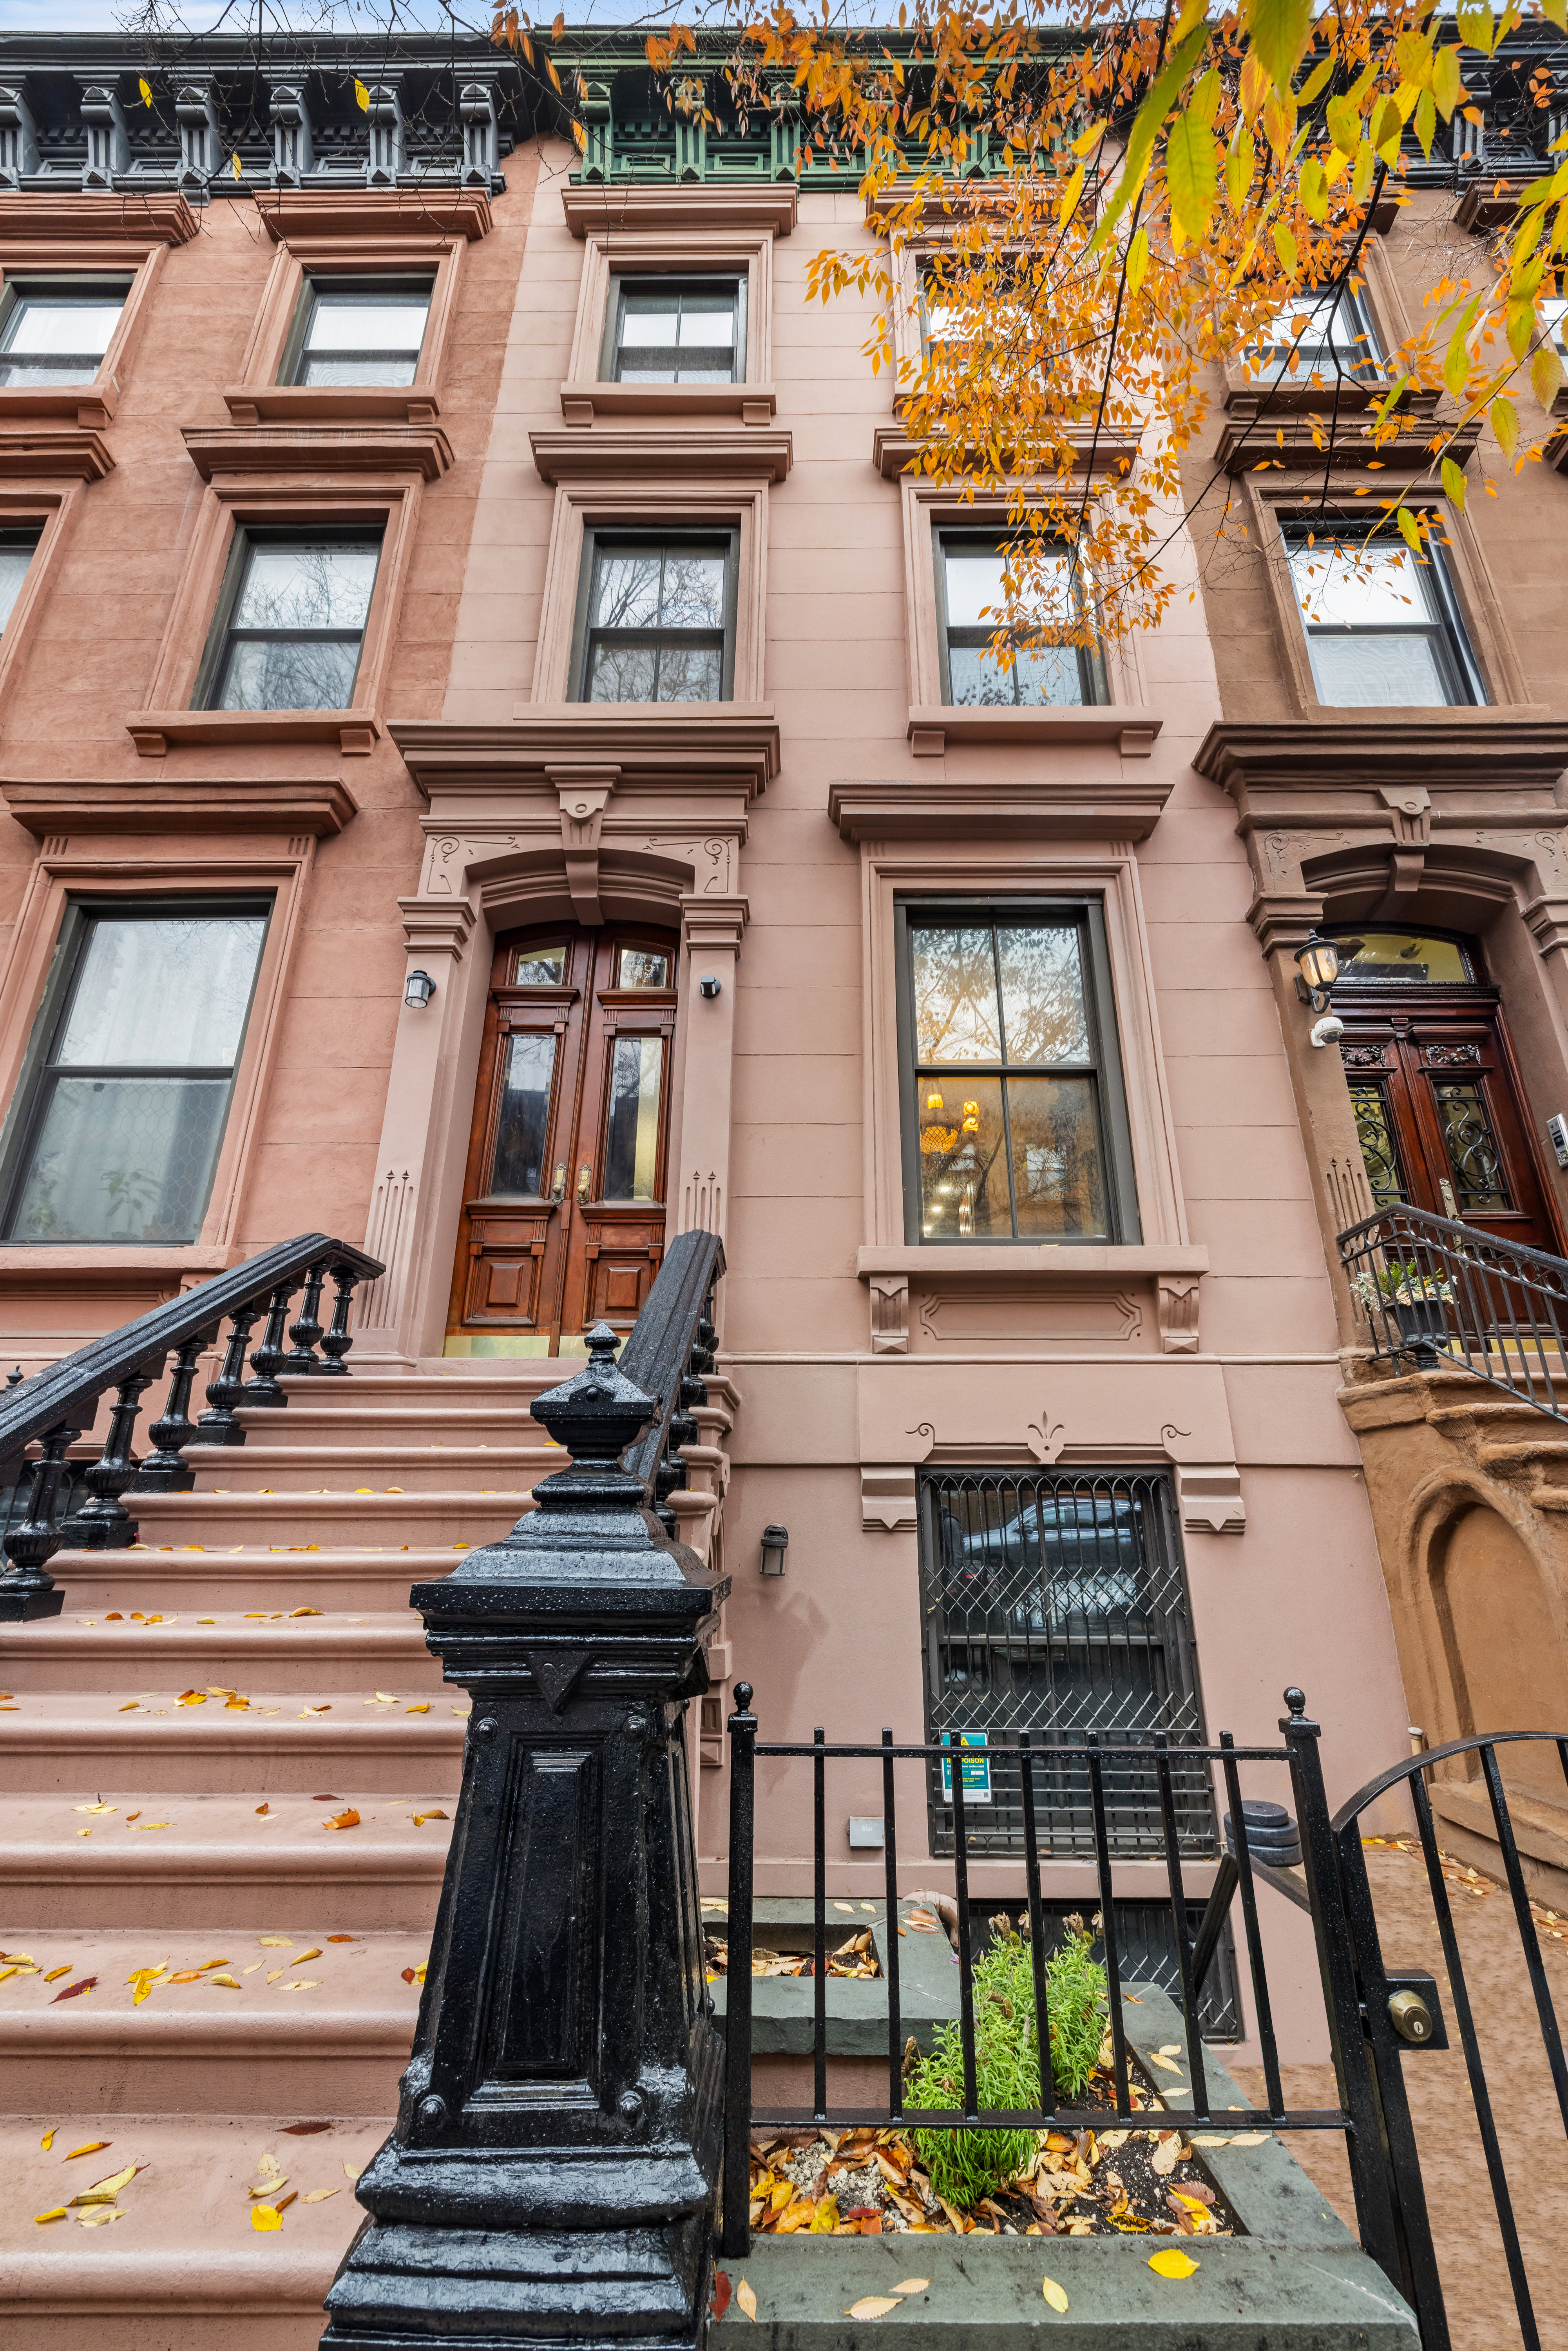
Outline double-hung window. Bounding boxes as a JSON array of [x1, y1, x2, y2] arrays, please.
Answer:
[[0, 902, 269, 1244], [1286, 527, 1483, 707], [898, 904, 1139, 1244], [198, 530, 383, 712], [285, 277, 433, 387], [605, 277, 744, 382], [937, 534, 1107, 708], [574, 533, 735, 703], [0, 276, 130, 386], [1257, 287, 1381, 381], [0, 528, 41, 634]]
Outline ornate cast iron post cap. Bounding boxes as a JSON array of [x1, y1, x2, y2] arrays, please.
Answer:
[[531, 1321, 656, 1461]]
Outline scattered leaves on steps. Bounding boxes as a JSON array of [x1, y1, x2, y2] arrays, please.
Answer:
[[51, 1977, 97, 2003], [322, 1808, 360, 1831]]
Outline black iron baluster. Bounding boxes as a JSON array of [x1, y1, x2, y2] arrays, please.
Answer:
[[317, 1264, 362, 1376], [1085, 1730, 1130, 2118], [244, 1281, 297, 1405], [1479, 1742, 1568, 2134], [197, 1302, 265, 1444], [1218, 1733, 1284, 2121], [654, 1449, 683, 1538], [282, 1259, 329, 1374], [722, 1682, 757, 2260], [1018, 1731, 1054, 2121], [949, 1735, 978, 2120], [61, 1360, 163, 1549], [881, 1726, 904, 2121], [1155, 1732, 1210, 2124], [0, 1419, 81, 1621], [130, 1333, 213, 1493], [813, 1724, 827, 2123]]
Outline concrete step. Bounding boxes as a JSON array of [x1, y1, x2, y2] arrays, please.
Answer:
[[122, 1489, 531, 1548], [0, 2110, 383, 2351], [184, 1443, 556, 1494], [49, 1545, 470, 1615], [0, 1929, 427, 2115], [0, 1793, 452, 1931], [0, 1614, 438, 1697], [0, 1692, 466, 1794], [233, 1404, 559, 1450], [282, 1366, 562, 1409]]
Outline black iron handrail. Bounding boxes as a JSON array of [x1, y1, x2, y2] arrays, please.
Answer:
[[619, 1226, 724, 1525], [1338, 1203, 1568, 1424], [0, 1230, 380, 1623]]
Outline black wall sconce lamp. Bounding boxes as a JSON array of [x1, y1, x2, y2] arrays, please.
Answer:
[[404, 969, 437, 1010], [759, 1523, 789, 1578]]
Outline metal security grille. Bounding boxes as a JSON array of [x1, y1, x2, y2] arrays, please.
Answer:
[[918, 1468, 1216, 1858]]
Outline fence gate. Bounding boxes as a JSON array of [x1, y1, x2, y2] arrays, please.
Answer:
[[719, 1691, 1568, 2351]]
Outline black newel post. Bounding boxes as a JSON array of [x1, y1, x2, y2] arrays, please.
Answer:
[[323, 1322, 730, 2351]]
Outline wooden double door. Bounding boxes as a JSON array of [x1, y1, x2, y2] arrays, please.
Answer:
[[1340, 993, 1561, 1255], [446, 925, 679, 1355]]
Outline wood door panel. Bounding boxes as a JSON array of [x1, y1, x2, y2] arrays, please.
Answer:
[[462, 1213, 553, 1328], [579, 1212, 665, 1333]]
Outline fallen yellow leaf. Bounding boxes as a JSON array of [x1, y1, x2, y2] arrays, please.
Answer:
[[259, 1937, 293, 1948], [736, 2277, 758, 2322], [86, 2164, 137, 2197], [249, 2177, 287, 2197], [343, 2162, 362, 2181], [129, 1823, 170, 1832], [207, 1974, 242, 1989], [411, 1809, 448, 1825], [323, 1809, 360, 1831], [290, 1607, 322, 1617], [34, 2208, 68, 2224], [406, 1704, 430, 1714], [40, 2129, 55, 2151], [1227, 2132, 1271, 2147], [893, 2280, 929, 2295], [66, 2142, 110, 2160], [43, 1965, 71, 1982], [302, 2188, 339, 2202], [251, 2204, 282, 2231], [294, 1948, 323, 1964], [1148, 2248, 1200, 2280], [1043, 2276, 1069, 2313], [176, 1690, 207, 1706], [845, 2300, 901, 2321], [1148, 2053, 1186, 2074]]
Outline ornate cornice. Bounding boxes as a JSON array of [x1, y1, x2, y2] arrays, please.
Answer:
[[560, 184, 797, 238], [0, 424, 113, 479], [0, 775, 359, 836], [829, 769, 1173, 843], [391, 710, 780, 803], [181, 422, 452, 482], [529, 426, 791, 485], [0, 191, 197, 245], [1195, 715, 1568, 800]]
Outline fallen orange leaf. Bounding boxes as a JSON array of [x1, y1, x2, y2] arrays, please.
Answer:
[[411, 1810, 449, 1825], [43, 1964, 71, 1982], [65, 2141, 110, 2159], [323, 1809, 360, 1831], [326, 1935, 356, 1944]]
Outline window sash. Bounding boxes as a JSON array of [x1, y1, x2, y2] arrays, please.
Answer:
[[0, 530, 41, 635], [572, 532, 738, 703], [0, 278, 130, 385], [607, 275, 745, 383], [284, 277, 433, 386], [1257, 288, 1382, 379], [1285, 525, 1483, 707], [198, 531, 384, 713], [936, 533, 1108, 708]]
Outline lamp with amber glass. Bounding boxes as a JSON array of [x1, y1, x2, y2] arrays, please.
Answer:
[[1293, 931, 1341, 1014]]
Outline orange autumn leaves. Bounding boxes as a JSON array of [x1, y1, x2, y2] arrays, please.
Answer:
[[637, 0, 1568, 651]]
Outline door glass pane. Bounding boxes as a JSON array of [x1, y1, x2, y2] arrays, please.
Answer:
[[617, 947, 670, 989], [1306, 631, 1450, 708], [911, 926, 1002, 1061], [996, 926, 1090, 1063], [1430, 1078, 1511, 1212], [58, 916, 266, 1069], [513, 946, 567, 985], [489, 1031, 557, 1197], [8, 1076, 231, 1242], [1347, 1080, 1408, 1208], [0, 544, 37, 633], [1334, 933, 1473, 984], [603, 1036, 664, 1201], [1007, 1075, 1106, 1237], [918, 1077, 1007, 1238]]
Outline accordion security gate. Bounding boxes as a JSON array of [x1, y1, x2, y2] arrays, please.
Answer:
[[720, 1694, 1568, 2351], [918, 1466, 1216, 1859]]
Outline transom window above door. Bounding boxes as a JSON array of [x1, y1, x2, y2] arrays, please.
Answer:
[[898, 904, 1139, 1244], [1285, 527, 1483, 708], [0, 276, 130, 386], [575, 532, 736, 704], [606, 276, 745, 382], [285, 276, 433, 386], [936, 534, 1108, 708], [197, 529, 382, 712]]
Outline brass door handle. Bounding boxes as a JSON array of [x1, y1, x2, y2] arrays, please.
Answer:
[[549, 1166, 567, 1202], [576, 1165, 592, 1203]]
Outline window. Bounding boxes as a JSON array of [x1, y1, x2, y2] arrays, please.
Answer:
[[1286, 527, 1483, 706], [199, 531, 382, 712], [0, 528, 40, 634], [285, 277, 433, 388], [606, 277, 744, 382], [1331, 930, 1476, 986], [1544, 297, 1568, 359], [0, 277, 130, 387], [898, 904, 1139, 1244], [617, 945, 670, 989], [919, 266, 1030, 364], [918, 1467, 1213, 1859], [1255, 288, 1381, 379], [0, 904, 269, 1244], [574, 534, 735, 704], [936, 534, 1107, 708]]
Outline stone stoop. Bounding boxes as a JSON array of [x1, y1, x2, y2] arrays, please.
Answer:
[[0, 1364, 549, 2349]]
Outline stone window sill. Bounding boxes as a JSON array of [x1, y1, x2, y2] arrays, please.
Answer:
[[1, 776, 359, 837], [183, 424, 451, 482], [559, 382, 777, 427], [0, 382, 117, 431], [223, 385, 442, 429], [906, 704, 1163, 758], [531, 426, 791, 484], [127, 710, 381, 759], [856, 1243, 1207, 1279]]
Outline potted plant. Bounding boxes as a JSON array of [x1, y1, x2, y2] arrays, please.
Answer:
[[1353, 1260, 1454, 1357]]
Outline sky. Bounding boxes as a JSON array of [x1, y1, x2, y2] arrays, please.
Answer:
[[0, 1, 681, 31]]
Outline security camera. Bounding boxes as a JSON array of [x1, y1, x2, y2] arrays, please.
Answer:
[[1310, 1013, 1345, 1050]]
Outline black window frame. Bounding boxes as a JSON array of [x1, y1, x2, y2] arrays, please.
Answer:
[[0, 894, 273, 1248], [569, 528, 739, 705], [0, 273, 132, 388], [1282, 516, 1486, 708], [0, 525, 43, 636], [895, 896, 1141, 1246], [916, 1465, 1215, 1861], [934, 529, 1109, 709], [600, 272, 747, 384], [192, 523, 386, 714], [279, 272, 436, 388]]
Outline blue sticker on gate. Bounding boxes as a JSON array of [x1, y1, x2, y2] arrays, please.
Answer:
[[939, 1731, 992, 1805]]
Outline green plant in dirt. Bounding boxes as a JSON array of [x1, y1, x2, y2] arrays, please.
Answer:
[[1352, 1258, 1455, 1311], [905, 1914, 1107, 2208]]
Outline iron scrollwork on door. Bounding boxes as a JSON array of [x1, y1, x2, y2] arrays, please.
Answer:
[[1430, 1078, 1511, 1212], [1347, 1080, 1409, 1210]]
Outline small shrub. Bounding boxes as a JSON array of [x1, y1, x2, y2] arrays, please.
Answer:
[[905, 1914, 1108, 2208]]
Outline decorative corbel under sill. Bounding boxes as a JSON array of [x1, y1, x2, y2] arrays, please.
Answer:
[[127, 710, 380, 758], [559, 382, 777, 427], [1, 775, 358, 837], [0, 424, 113, 479], [905, 705, 1162, 760], [857, 1243, 1209, 1359], [530, 425, 791, 483], [222, 385, 442, 429], [182, 423, 451, 481], [0, 383, 116, 431]]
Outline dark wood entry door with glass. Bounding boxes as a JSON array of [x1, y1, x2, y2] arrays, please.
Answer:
[[1334, 931, 1560, 1255], [445, 926, 678, 1356]]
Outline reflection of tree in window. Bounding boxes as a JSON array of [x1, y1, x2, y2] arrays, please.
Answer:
[[214, 539, 380, 713]]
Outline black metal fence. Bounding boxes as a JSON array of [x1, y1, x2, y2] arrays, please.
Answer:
[[1338, 1203, 1568, 1424], [917, 1467, 1215, 1857], [719, 1688, 1568, 2351]]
